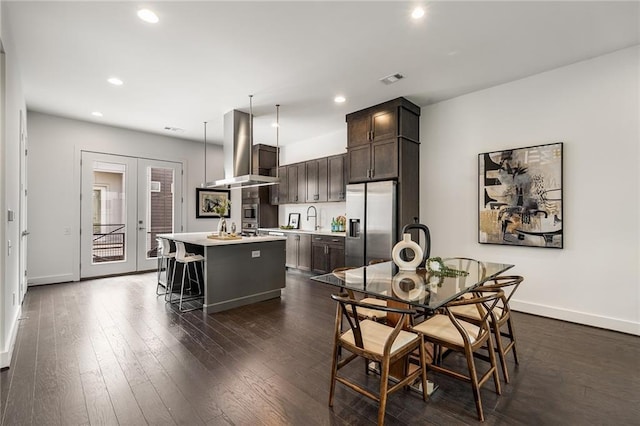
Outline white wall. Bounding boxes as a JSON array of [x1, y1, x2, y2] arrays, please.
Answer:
[[420, 46, 639, 335], [0, 0, 29, 367], [26, 111, 228, 284]]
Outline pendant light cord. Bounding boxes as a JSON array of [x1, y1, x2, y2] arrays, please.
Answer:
[[203, 121, 208, 186], [276, 104, 280, 178]]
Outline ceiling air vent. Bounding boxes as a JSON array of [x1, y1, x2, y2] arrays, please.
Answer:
[[379, 73, 404, 85]]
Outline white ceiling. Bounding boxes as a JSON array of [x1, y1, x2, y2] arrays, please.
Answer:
[[6, 1, 639, 146]]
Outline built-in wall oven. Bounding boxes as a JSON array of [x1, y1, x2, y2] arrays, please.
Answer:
[[243, 204, 257, 220], [242, 203, 258, 234]]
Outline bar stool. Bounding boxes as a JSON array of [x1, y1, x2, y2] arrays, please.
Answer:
[[170, 241, 204, 312], [156, 238, 176, 297]]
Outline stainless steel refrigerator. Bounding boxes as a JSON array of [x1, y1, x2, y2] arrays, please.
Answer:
[[345, 181, 397, 267]]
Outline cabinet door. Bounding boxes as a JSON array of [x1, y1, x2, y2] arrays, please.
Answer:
[[298, 233, 312, 271], [316, 157, 328, 202], [347, 145, 371, 183], [295, 163, 307, 204], [347, 113, 371, 147], [285, 234, 298, 268], [305, 160, 318, 203], [311, 243, 328, 274], [328, 244, 345, 272], [287, 164, 299, 203], [270, 166, 287, 205], [371, 139, 398, 180], [328, 154, 346, 201], [371, 108, 397, 142]]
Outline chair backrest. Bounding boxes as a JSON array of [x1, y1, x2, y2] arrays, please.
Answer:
[[331, 293, 416, 355], [445, 290, 504, 345], [482, 275, 523, 305], [174, 241, 189, 262], [159, 238, 173, 257]]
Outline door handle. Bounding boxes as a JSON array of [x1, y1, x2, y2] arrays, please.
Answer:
[[21, 230, 30, 237], [138, 227, 146, 231]]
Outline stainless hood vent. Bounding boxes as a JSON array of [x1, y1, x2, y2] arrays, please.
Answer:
[[207, 97, 280, 189]]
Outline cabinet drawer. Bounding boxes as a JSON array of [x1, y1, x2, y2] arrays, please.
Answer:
[[312, 235, 345, 246]]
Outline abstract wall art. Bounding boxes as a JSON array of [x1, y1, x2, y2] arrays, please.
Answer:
[[478, 142, 563, 248]]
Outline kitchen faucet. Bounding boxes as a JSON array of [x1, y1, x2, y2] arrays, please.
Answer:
[[306, 206, 319, 231]]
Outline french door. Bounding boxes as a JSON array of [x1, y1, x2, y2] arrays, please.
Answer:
[[80, 152, 182, 278]]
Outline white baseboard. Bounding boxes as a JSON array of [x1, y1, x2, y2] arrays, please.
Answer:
[[1, 306, 22, 369], [510, 299, 640, 336], [28, 273, 75, 286]]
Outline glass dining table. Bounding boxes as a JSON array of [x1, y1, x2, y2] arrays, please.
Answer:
[[311, 258, 514, 315], [311, 257, 515, 395]]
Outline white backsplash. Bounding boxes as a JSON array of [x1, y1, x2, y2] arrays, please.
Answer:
[[279, 202, 346, 232]]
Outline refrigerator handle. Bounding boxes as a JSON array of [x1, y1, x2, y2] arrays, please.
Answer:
[[348, 219, 361, 238]]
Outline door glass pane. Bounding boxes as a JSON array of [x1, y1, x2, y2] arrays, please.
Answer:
[[147, 167, 175, 260], [92, 161, 126, 264]]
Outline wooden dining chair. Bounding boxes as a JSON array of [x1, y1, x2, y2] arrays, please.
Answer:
[[411, 289, 503, 421], [329, 293, 428, 426], [332, 266, 388, 322], [449, 275, 524, 383]]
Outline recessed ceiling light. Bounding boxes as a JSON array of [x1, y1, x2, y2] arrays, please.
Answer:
[[107, 77, 123, 86], [411, 7, 425, 20], [91, 111, 103, 117], [334, 96, 346, 103], [137, 9, 159, 24], [271, 122, 280, 128]]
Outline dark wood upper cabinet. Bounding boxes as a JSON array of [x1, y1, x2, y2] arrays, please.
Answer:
[[306, 158, 328, 203], [346, 97, 420, 243], [252, 144, 278, 175], [287, 163, 306, 203], [269, 166, 287, 205], [346, 97, 420, 184], [327, 153, 347, 202]]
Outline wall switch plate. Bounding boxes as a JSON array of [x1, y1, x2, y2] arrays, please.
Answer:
[[251, 250, 260, 258]]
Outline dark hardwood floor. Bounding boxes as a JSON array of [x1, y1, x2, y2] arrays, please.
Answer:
[[1, 270, 639, 425]]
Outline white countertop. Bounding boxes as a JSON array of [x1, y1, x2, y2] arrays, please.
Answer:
[[258, 228, 346, 238], [157, 232, 286, 246]]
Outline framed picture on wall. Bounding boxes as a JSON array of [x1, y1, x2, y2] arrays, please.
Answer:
[[478, 142, 563, 248], [196, 188, 231, 218]]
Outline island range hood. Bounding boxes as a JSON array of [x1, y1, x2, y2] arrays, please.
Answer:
[[207, 99, 280, 189]]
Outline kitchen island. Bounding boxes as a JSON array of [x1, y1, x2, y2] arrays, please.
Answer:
[[157, 232, 286, 314]]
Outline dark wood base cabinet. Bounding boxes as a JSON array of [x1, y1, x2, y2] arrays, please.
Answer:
[[285, 233, 311, 271], [311, 235, 345, 274]]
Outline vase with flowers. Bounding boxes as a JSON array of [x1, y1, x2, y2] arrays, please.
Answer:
[[213, 198, 231, 235]]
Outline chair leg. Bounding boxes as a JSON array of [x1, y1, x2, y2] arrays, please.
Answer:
[[487, 333, 502, 396], [419, 339, 428, 402], [328, 342, 340, 408], [506, 317, 519, 365], [179, 263, 188, 311], [464, 347, 484, 422], [156, 256, 163, 294], [168, 259, 178, 303], [378, 358, 390, 426], [493, 321, 510, 383]]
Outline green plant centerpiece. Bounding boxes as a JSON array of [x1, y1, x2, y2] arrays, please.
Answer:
[[426, 257, 469, 278]]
